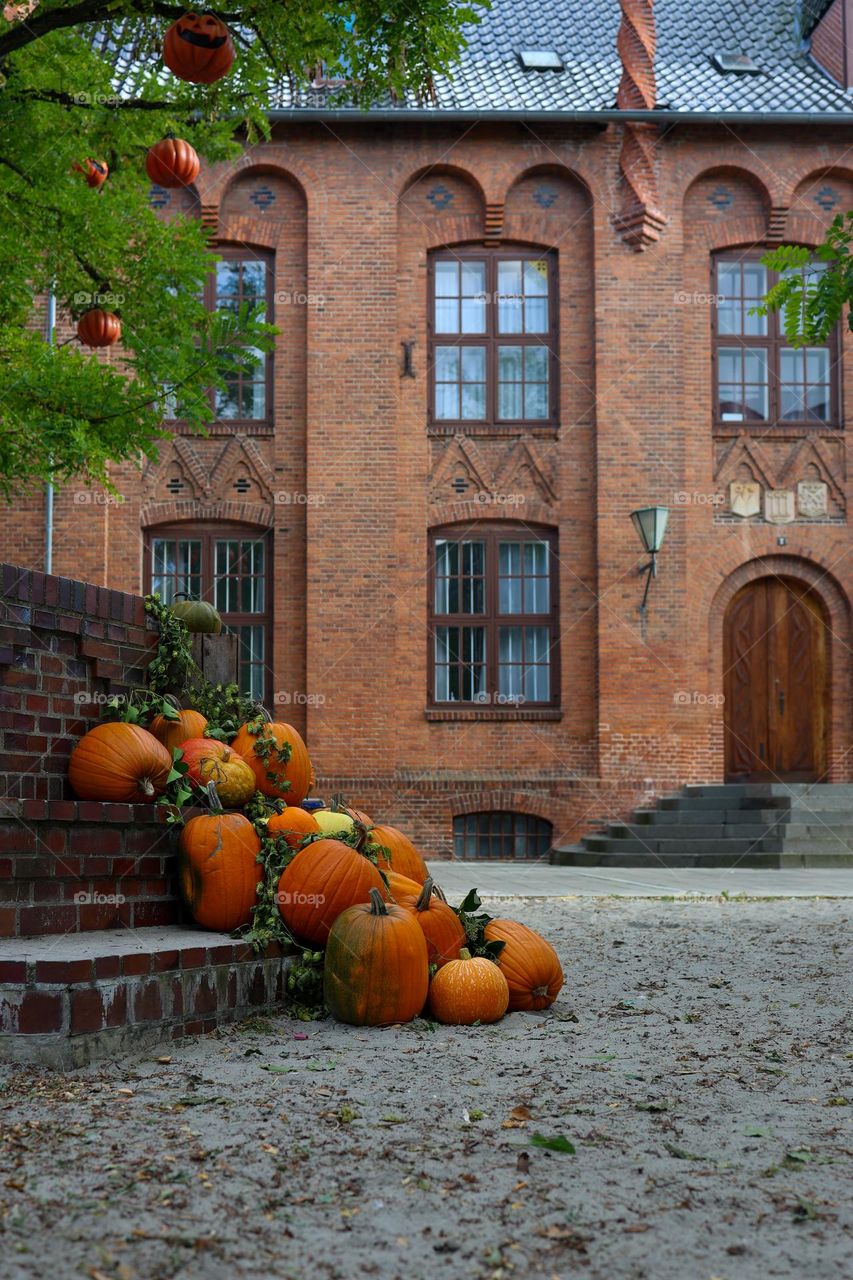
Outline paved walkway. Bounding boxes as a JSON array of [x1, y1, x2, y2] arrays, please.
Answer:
[[427, 860, 853, 898]]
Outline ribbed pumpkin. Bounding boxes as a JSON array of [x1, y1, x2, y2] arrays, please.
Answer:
[[148, 707, 208, 753], [428, 949, 510, 1025], [483, 919, 564, 1011], [146, 136, 200, 188], [168, 596, 221, 633], [277, 838, 384, 946], [314, 809, 355, 837], [179, 737, 256, 808], [324, 889, 429, 1026], [395, 877, 466, 969], [232, 719, 312, 804], [370, 824, 429, 884], [382, 869, 424, 901], [68, 723, 171, 802], [178, 789, 260, 931], [267, 805, 320, 848], [74, 157, 109, 188], [77, 308, 121, 347], [163, 12, 235, 84]]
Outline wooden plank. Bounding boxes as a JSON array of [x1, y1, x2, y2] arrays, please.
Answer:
[[191, 633, 239, 687]]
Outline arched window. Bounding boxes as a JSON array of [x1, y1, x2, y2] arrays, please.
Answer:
[[428, 249, 559, 427], [454, 812, 553, 860], [712, 252, 839, 429], [428, 523, 559, 707], [145, 523, 271, 701]]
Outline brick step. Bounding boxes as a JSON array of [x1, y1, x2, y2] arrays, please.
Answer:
[[0, 926, 293, 1068], [552, 846, 853, 869]]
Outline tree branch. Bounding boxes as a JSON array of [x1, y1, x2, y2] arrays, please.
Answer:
[[0, 0, 242, 61]]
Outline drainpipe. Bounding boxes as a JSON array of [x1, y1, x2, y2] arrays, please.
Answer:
[[44, 289, 56, 575]]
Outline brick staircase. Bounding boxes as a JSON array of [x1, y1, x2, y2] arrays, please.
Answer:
[[551, 783, 853, 868]]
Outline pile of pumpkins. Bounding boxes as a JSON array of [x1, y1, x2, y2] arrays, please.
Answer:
[[74, 11, 237, 349], [67, 703, 564, 1028]]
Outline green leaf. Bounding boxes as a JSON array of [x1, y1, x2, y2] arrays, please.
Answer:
[[530, 1133, 576, 1154]]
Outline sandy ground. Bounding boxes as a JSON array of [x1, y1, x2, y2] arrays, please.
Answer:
[[1, 896, 852, 1280]]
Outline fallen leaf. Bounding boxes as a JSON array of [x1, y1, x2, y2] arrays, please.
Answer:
[[530, 1133, 576, 1154]]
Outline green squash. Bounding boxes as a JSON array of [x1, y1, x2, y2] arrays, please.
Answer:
[[169, 597, 223, 634]]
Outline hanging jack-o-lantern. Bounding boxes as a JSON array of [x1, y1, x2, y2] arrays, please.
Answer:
[[162, 12, 235, 84], [73, 158, 109, 189], [77, 309, 121, 348], [145, 137, 201, 189]]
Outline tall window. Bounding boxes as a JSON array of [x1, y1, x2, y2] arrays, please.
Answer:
[[713, 254, 838, 428], [454, 812, 553, 860], [429, 251, 558, 427], [428, 525, 558, 707], [147, 525, 270, 700]]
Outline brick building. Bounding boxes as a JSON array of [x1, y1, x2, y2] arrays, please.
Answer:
[[3, 0, 853, 858]]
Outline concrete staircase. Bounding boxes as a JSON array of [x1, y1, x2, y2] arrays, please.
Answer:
[[551, 783, 853, 868]]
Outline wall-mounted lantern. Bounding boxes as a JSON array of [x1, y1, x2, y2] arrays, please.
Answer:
[[630, 506, 669, 613]]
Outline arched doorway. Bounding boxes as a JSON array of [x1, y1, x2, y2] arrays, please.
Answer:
[[723, 577, 829, 782]]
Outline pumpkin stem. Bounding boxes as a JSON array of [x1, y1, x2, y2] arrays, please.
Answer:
[[368, 888, 388, 916], [532, 984, 549, 997], [433, 883, 448, 903], [459, 948, 472, 961], [205, 780, 224, 812], [139, 777, 155, 797], [415, 877, 434, 912]]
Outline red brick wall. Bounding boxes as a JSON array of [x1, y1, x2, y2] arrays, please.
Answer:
[[3, 122, 853, 858]]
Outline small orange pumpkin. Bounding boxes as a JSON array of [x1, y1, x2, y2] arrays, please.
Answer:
[[146, 137, 200, 188], [277, 838, 384, 947], [267, 806, 320, 848], [232, 718, 312, 804], [370, 824, 429, 884], [395, 877, 466, 969], [77, 309, 121, 347], [179, 737, 256, 808], [68, 722, 171, 802], [163, 12, 235, 84], [178, 787, 260, 931], [428, 949, 510, 1025], [74, 158, 109, 188], [483, 919, 564, 1011], [148, 707, 208, 753], [324, 889, 429, 1026]]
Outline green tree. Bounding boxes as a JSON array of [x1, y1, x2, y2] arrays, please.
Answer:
[[760, 214, 853, 343], [0, 1, 482, 495]]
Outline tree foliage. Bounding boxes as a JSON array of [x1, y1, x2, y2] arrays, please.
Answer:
[[760, 214, 853, 344], [0, 1, 482, 494]]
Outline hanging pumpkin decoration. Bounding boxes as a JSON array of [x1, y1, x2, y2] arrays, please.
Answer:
[[232, 717, 312, 804], [370, 824, 429, 885], [394, 876, 466, 969], [266, 805, 320, 848], [145, 136, 200, 189], [77, 309, 121, 348], [167, 594, 222, 634], [277, 838, 384, 946], [73, 158, 109, 189], [427, 949, 510, 1025], [483, 919, 564, 1011], [162, 12, 235, 84], [324, 889, 429, 1026], [68, 722, 171, 803], [148, 706, 208, 753], [178, 785, 260, 930], [179, 737, 256, 808]]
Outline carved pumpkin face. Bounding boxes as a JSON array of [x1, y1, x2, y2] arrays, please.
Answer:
[[163, 13, 235, 84]]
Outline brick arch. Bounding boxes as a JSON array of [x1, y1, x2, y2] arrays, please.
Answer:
[[209, 160, 309, 209], [450, 791, 557, 822], [428, 500, 556, 529], [140, 499, 274, 528], [708, 554, 852, 782], [398, 163, 487, 209], [683, 165, 772, 253], [786, 167, 853, 247]]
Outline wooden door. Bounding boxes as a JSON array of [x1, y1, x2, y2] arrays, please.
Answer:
[[724, 578, 828, 782]]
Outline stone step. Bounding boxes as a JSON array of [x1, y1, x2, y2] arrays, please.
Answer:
[[552, 846, 853, 870], [581, 836, 785, 855], [613, 822, 784, 841], [685, 783, 853, 800], [0, 926, 293, 1068]]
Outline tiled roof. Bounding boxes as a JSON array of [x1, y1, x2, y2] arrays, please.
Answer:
[[274, 0, 853, 116]]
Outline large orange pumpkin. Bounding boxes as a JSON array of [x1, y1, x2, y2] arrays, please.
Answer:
[[277, 838, 384, 946], [370, 824, 429, 884], [178, 795, 260, 931], [428, 949, 510, 1025], [232, 719, 312, 804], [68, 723, 171, 802], [395, 877, 466, 969], [146, 137, 200, 188], [163, 12, 235, 84], [77, 309, 121, 347], [382, 869, 424, 901], [483, 919, 564, 1011], [179, 737, 255, 808], [149, 707, 208, 754], [267, 806, 320, 848], [324, 889, 429, 1026]]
